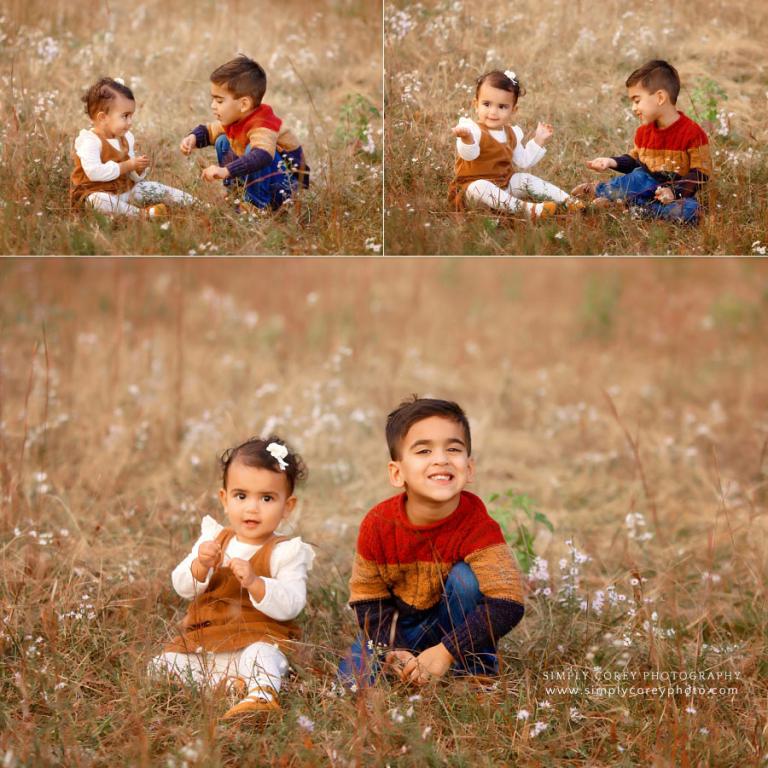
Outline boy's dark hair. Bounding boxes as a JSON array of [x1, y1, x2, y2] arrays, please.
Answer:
[[475, 70, 526, 104], [81, 77, 135, 119], [625, 60, 681, 104], [210, 55, 267, 107], [220, 435, 307, 494], [386, 396, 471, 460]]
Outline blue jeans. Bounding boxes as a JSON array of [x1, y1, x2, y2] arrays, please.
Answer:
[[338, 563, 499, 687], [595, 167, 701, 224], [214, 135, 297, 210]]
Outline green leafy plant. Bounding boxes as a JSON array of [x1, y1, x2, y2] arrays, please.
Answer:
[[488, 490, 554, 573], [334, 93, 380, 147], [689, 78, 728, 124]]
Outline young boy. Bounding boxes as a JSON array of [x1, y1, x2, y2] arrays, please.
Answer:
[[179, 55, 308, 211], [340, 398, 525, 686], [572, 60, 712, 224]]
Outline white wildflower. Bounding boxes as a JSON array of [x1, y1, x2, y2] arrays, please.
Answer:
[[297, 714, 315, 732]]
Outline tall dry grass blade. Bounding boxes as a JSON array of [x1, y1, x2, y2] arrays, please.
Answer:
[[603, 388, 659, 533]]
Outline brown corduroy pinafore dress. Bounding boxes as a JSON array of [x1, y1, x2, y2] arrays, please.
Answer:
[[164, 531, 301, 654], [70, 133, 135, 208], [448, 123, 518, 211]]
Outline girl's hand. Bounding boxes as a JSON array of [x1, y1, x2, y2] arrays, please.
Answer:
[[452, 125, 474, 144], [202, 165, 230, 182], [400, 643, 454, 685], [179, 134, 197, 155], [229, 557, 257, 588], [654, 186, 675, 204], [133, 155, 150, 173], [586, 157, 618, 172], [197, 540, 222, 569], [534, 122, 554, 145]]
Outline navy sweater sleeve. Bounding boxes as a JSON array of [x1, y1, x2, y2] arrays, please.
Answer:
[[439, 597, 525, 661], [352, 598, 398, 647], [612, 154, 641, 174], [191, 124, 211, 148], [671, 168, 709, 198], [225, 148, 273, 178]]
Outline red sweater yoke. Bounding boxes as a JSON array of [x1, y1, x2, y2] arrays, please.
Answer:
[[350, 490, 524, 610]]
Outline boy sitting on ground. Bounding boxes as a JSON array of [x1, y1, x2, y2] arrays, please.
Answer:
[[340, 397, 525, 686], [572, 59, 712, 224], [180, 55, 308, 211]]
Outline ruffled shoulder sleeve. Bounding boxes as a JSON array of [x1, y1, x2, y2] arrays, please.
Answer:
[[200, 514, 224, 540], [272, 536, 315, 572]]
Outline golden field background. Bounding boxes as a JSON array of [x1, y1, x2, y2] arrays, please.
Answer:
[[1, 258, 767, 765], [0, 0, 382, 254], [385, 0, 768, 254]]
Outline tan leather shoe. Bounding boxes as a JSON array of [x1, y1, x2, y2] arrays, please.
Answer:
[[142, 203, 169, 219], [222, 687, 281, 720], [529, 201, 558, 222], [564, 197, 586, 212]]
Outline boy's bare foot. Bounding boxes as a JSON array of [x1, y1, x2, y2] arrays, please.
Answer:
[[590, 197, 626, 211], [571, 181, 598, 198]]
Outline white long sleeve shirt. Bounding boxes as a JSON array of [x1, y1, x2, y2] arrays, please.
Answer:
[[171, 515, 315, 622], [455, 117, 546, 169], [73, 128, 147, 183]]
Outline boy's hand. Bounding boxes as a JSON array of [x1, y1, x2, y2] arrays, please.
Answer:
[[452, 125, 474, 144], [229, 557, 257, 589], [179, 134, 197, 155], [132, 155, 150, 173], [385, 649, 416, 678], [202, 165, 230, 182], [654, 186, 675, 204], [586, 157, 617, 172], [197, 540, 222, 570], [400, 643, 454, 685], [534, 122, 554, 145]]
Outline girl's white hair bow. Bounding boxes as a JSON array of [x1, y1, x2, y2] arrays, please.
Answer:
[[266, 442, 289, 471], [504, 70, 518, 85]]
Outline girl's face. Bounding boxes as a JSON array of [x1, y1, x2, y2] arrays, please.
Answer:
[[473, 82, 517, 129], [95, 93, 135, 139], [219, 460, 296, 545]]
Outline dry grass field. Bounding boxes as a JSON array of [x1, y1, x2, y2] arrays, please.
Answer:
[[1, 258, 767, 766], [385, 0, 768, 255], [0, 0, 382, 255]]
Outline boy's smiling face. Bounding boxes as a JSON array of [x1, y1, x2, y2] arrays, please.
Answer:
[[210, 82, 255, 126], [388, 416, 475, 510], [627, 83, 668, 125]]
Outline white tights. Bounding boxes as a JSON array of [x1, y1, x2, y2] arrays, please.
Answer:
[[149, 641, 288, 701], [86, 180, 197, 217], [465, 173, 571, 216]]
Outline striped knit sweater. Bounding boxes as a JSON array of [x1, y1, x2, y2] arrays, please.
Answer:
[[348, 491, 524, 661], [612, 111, 712, 198], [189, 103, 308, 185]]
